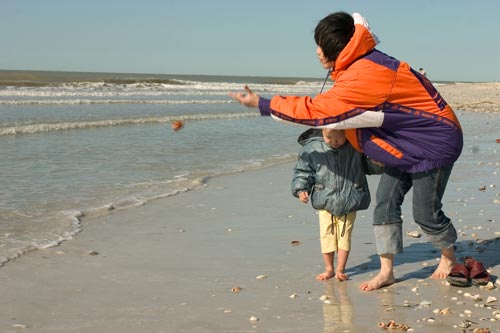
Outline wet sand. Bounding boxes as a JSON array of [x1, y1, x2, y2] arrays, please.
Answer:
[[0, 82, 498, 333]]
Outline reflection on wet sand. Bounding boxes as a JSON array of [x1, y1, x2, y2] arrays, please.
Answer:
[[321, 281, 353, 333]]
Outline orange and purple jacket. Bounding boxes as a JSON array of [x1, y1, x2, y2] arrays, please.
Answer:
[[258, 13, 463, 173]]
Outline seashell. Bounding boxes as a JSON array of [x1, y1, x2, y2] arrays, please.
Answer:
[[486, 296, 497, 304], [458, 320, 472, 328], [440, 308, 451, 315], [377, 321, 386, 328], [427, 317, 436, 323], [418, 300, 432, 308], [411, 287, 418, 293], [223, 309, 232, 313], [231, 286, 242, 293], [464, 309, 472, 315], [12, 324, 28, 329], [87, 250, 99, 256], [249, 316, 259, 322], [405, 230, 421, 238], [289, 293, 298, 299], [171, 120, 184, 131], [472, 328, 491, 333], [319, 295, 328, 301], [255, 274, 267, 279], [291, 240, 301, 246]]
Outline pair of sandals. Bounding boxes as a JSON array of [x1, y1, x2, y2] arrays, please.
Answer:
[[446, 257, 491, 287]]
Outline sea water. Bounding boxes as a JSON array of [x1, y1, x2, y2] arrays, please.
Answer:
[[0, 71, 498, 266], [0, 71, 323, 264]]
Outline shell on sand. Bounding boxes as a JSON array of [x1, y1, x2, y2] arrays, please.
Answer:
[[231, 286, 242, 293], [405, 230, 421, 238]]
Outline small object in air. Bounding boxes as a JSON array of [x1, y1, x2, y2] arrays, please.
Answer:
[[171, 120, 184, 131]]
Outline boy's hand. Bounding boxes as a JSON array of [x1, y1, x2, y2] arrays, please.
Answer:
[[298, 191, 309, 204]]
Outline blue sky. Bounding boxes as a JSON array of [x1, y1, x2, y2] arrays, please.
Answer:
[[2, 0, 499, 82]]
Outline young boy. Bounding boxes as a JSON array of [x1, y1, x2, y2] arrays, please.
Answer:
[[292, 128, 379, 281]]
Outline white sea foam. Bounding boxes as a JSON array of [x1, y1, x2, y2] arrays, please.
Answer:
[[0, 112, 259, 136]]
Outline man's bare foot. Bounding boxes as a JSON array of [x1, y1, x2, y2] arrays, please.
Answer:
[[335, 270, 349, 281], [430, 248, 456, 279], [316, 269, 335, 281], [359, 272, 396, 291]]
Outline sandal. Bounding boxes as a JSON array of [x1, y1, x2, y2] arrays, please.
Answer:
[[464, 257, 490, 286], [446, 263, 470, 287]]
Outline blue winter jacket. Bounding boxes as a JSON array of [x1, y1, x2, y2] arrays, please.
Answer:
[[292, 129, 378, 217]]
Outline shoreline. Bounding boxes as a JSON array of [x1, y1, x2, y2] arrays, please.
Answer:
[[0, 160, 498, 332]]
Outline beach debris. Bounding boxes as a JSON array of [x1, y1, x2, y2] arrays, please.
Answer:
[[496, 139, 500, 143], [291, 240, 301, 246], [440, 308, 452, 315], [405, 230, 421, 238], [320, 295, 333, 304], [255, 274, 267, 279], [231, 286, 242, 293], [377, 320, 410, 331], [249, 316, 259, 322], [12, 324, 28, 329], [486, 296, 497, 304], [417, 300, 432, 308], [472, 328, 490, 333], [171, 120, 184, 131]]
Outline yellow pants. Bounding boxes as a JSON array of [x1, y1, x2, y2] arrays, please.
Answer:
[[318, 210, 356, 253]]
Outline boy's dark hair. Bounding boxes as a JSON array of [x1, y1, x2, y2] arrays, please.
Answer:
[[314, 12, 355, 63]]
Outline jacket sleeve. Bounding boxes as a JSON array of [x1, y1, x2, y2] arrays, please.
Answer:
[[258, 60, 393, 128], [291, 150, 315, 198]]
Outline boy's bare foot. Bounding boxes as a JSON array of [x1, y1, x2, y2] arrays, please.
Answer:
[[430, 247, 456, 279], [335, 270, 349, 281], [359, 272, 395, 291], [316, 269, 335, 281]]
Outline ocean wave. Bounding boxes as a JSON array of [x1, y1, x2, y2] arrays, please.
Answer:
[[0, 112, 259, 136]]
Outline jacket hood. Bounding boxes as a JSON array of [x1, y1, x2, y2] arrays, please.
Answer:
[[332, 13, 380, 76], [297, 128, 323, 146]]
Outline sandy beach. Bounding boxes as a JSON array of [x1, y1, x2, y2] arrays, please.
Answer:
[[0, 82, 499, 333]]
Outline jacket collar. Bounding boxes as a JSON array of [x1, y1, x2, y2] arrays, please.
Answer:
[[331, 13, 379, 79]]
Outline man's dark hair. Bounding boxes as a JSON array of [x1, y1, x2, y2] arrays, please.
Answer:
[[314, 12, 355, 62]]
